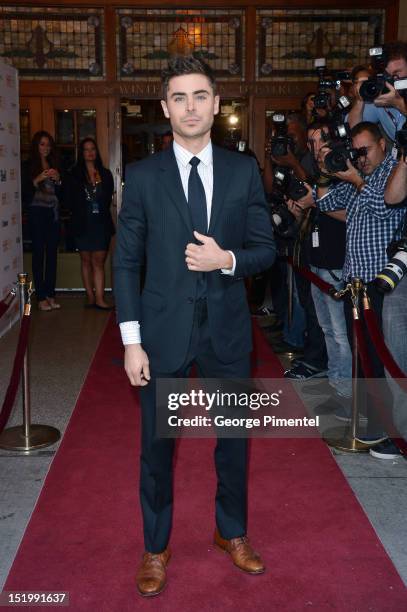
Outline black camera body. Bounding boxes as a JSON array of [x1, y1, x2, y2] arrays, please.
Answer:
[[321, 121, 367, 173], [358, 46, 398, 103], [359, 74, 395, 103], [324, 143, 367, 173], [314, 68, 336, 109], [287, 175, 308, 201], [269, 113, 294, 157], [269, 166, 308, 238], [314, 90, 332, 110], [272, 166, 308, 201], [269, 169, 297, 238], [313, 59, 352, 119]]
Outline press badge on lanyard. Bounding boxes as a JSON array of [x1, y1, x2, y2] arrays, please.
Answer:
[[312, 225, 320, 248]]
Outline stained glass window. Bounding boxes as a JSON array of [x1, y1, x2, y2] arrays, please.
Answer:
[[117, 8, 245, 79], [257, 8, 385, 80], [0, 6, 104, 79]]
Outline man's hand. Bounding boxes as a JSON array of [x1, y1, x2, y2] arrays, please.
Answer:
[[286, 199, 303, 220], [124, 343, 151, 386], [185, 231, 232, 272], [316, 144, 332, 174], [374, 81, 407, 114], [294, 183, 316, 210], [333, 159, 364, 188]]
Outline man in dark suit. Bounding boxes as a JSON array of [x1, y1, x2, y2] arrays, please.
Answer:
[[114, 56, 275, 597]]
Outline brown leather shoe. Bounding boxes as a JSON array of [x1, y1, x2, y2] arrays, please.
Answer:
[[136, 548, 170, 597], [214, 529, 265, 574]]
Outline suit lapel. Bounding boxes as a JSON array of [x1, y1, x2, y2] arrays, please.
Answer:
[[159, 145, 193, 234], [209, 145, 233, 234]]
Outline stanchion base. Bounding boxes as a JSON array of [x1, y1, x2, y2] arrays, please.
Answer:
[[0, 425, 60, 452], [323, 426, 371, 453]]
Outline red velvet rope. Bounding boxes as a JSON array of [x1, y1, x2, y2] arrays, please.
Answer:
[[287, 257, 337, 297], [353, 318, 375, 378], [0, 314, 31, 435]]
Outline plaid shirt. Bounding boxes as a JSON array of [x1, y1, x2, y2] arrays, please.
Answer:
[[317, 155, 406, 283]]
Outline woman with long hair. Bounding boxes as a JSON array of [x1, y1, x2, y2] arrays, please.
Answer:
[[301, 92, 316, 126], [68, 138, 115, 309], [21, 130, 62, 311]]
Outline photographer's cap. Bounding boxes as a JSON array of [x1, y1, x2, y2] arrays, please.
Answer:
[[369, 47, 383, 57]]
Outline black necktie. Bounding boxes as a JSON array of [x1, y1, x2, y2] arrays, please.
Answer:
[[188, 156, 207, 299], [188, 157, 207, 235]]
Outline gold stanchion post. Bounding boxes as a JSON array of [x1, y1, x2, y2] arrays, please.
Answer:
[[0, 273, 61, 452], [323, 278, 370, 452]]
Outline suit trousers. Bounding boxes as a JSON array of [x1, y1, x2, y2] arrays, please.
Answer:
[[139, 299, 251, 553]]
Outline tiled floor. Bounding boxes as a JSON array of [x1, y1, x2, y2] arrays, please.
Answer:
[[0, 295, 406, 591]]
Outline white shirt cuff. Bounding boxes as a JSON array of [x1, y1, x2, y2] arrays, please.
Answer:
[[119, 321, 141, 345], [221, 250, 236, 275]]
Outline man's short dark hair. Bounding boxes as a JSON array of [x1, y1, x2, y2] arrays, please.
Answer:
[[161, 56, 216, 99], [307, 120, 332, 135], [384, 41, 407, 65], [351, 65, 370, 82], [350, 121, 383, 142], [286, 112, 307, 131]]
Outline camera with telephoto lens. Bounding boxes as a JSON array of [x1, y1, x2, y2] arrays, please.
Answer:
[[269, 167, 294, 236], [313, 58, 337, 109], [269, 113, 294, 157], [269, 167, 307, 238], [322, 122, 368, 173], [376, 234, 407, 292], [324, 144, 368, 173], [358, 46, 398, 102], [313, 60, 352, 120]]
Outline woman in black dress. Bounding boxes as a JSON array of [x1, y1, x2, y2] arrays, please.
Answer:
[[68, 138, 115, 309], [21, 131, 63, 311]]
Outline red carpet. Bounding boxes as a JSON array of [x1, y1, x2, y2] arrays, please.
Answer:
[[4, 317, 407, 611]]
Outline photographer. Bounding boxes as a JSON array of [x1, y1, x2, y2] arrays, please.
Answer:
[[316, 121, 406, 454], [348, 42, 407, 141], [264, 114, 328, 378], [292, 121, 352, 415], [263, 113, 314, 192], [349, 65, 371, 102], [379, 157, 407, 455]]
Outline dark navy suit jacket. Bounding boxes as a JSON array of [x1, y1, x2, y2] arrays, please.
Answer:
[[114, 143, 276, 372]]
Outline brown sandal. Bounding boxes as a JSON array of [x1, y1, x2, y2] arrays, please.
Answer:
[[38, 300, 52, 311], [46, 298, 61, 310]]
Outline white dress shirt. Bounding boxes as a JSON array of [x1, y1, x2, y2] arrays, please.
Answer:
[[120, 140, 235, 345]]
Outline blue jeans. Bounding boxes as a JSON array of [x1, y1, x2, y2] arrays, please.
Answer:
[[29, 207, 60, 301], [310, 267, 352, 397], [382, 277, 407, 440]]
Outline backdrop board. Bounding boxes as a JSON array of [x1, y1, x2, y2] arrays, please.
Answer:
[[0, 60, 22, 338]]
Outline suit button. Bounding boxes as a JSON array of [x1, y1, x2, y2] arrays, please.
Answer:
[[187, 297, 194, 303]]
